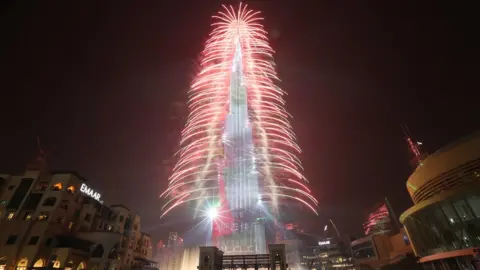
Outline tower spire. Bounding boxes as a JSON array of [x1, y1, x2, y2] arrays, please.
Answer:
[[401, 123, 426, 168]]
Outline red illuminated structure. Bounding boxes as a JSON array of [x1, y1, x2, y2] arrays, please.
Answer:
[[401, 123, 427, 168]]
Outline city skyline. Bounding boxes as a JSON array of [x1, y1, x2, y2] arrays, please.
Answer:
[[1, 0, 476, 243]]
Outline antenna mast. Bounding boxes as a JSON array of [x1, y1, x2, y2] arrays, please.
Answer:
[[401, 123, 425, 168]]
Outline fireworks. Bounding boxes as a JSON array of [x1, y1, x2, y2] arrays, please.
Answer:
[[160, 3, 318, 219]]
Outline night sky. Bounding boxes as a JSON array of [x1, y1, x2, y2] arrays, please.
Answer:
[[1, 1, 477, 244]]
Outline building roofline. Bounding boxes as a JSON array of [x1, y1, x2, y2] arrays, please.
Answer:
[[110, 204, 131, 211], [426, 130, 480, 161]]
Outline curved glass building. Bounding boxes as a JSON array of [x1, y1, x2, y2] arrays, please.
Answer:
[[400, 132, 480, 269]]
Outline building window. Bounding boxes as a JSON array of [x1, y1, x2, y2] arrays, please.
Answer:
[[4, 212, 14, 220], [55, 217, 64, 224], [67, 185, 75, 194], [467, 196, 480, 218], [45, 238, 53, 247], [24, 212, 32, 220], [16, 258, 28, 270], [60, 200, 69, 210], [92, 244, 104, 258], [0, 200, 7, 205], [51, 183, 63, 191], [68, 222, 74, 231], [5, 235, 18, 245], [85, 214, 92, 222], [33, 258, 45, 268], [77, 262, 86, 270], [43, 197, 57, 207], [36, 182, 49, 192], [52, 261, 61, 268], [38, 212, 49, 221], [453, 199, 474, 222], [441, 203, 460, 224], [28, 236, 40, 245]]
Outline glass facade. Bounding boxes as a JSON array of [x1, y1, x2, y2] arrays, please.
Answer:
[[403, 194, 480, 258]]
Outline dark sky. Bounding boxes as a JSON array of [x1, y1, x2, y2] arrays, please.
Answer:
[[1, 1, 477, 243]]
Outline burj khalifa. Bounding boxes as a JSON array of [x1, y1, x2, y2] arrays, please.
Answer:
[[160, 3, 318, 257], [216, 38, 266, 255]]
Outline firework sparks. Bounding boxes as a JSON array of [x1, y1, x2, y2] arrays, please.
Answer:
[[160, 3, 318, 219]]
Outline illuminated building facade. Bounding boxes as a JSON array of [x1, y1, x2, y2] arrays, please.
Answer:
[[160, 3, 318, 256], [0, 159, 154, 270], [303, 240, 356, 270], [350, 229, 418, 269], [400, 132, 480, 269]]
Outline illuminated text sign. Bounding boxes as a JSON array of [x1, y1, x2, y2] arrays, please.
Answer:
[[318, 241, 330, 245], [80, 183, 101, 201]]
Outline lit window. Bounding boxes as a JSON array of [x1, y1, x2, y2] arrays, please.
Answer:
[[38, 212, 49, 221], [24, 212, 32, 220], [51, 183, 63, 191], [16, 258, 28, 270], [33, 258, 45, 268], [67, 185, 75, 194], [0, 200, 7, 205], [36, 182, 49, 192], [5, 212, 14, 220], [68, 222, 74, 231]]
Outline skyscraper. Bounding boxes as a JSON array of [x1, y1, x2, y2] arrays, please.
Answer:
[[160, 3, 318, 255]]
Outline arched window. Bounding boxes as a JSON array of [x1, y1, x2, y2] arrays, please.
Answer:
[[16, 258, 28, 270], [76, 262, 86, 270], [92, 244, 104, 258], [43, 197, 57, 207], [53, 261, 61, 268], [64, 261, 74, 270], [67, 185, 75, 194], [33, 258, 45, 268], [0, 256, 7, 270], [51, 183, 63, 191]]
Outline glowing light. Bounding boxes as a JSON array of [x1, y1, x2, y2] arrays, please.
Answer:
[[160, 3, 318, 219], [207, 207, 218, 219]]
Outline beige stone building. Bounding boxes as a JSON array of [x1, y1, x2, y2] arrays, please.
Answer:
[[0, 156, 154, 270]]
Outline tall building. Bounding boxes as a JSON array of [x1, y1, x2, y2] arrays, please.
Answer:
[[160, 3, 318, 255], [400, 131, 480, 269], [0, 159, 154, 270]]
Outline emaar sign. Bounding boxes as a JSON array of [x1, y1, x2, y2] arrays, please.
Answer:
[[80, 183, 102, 202]]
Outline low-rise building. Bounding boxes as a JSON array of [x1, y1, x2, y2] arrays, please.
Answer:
[[400, 131, 480, 269], [350, 229, 420, 269], [0, 156, 154, 270]]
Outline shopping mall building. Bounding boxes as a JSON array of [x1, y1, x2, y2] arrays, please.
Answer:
[[400, 131, 480, 269]]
